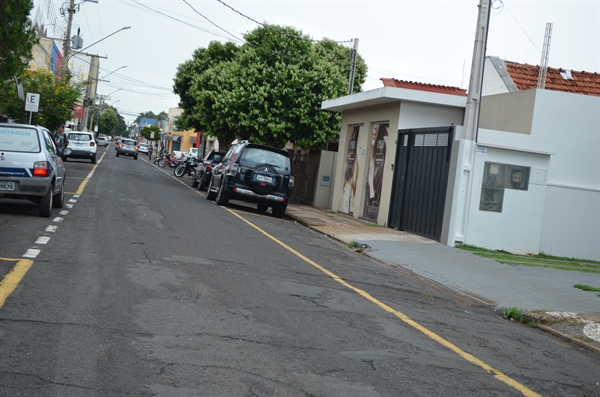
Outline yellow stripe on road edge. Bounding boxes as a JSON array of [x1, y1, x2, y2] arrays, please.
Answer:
[[75, 151, 105, 195], [226, 208, 542, 397], [0, 258, 34, 309]]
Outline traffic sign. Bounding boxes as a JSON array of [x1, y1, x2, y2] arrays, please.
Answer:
[[25, 93, 40, 112]]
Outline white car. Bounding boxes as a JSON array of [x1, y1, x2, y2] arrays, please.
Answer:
[[138, 143, 150, 154], [188, 147, 199, 159], [0, 123, 70, 217], [66, 131, 97, 163], [96, 136, 109, 147]]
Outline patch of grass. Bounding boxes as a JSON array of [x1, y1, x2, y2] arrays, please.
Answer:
[[502, 306, 524, 322], [347, 241, 358, 249], [325, 210, 337, 215], [574, 284, 600, 292], [457, 245, 600, 274]]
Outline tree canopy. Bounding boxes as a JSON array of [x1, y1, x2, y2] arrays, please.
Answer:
[[173, 25, 367, 149], [134, 110, 167, 125], [98, 108, 118, 136], [140, 125, 161, 142], [0, 69, 85, 130], [0, 0, 38, 82]]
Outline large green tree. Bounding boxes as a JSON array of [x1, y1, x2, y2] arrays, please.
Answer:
[[0, 69, 85, 129], [0, 0, 38, 82], [173, 25, 367, 149], [98, 108, 118, 136]]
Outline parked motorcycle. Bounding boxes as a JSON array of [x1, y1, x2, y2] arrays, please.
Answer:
[[158, 153, 180, 169], [174, 156, 199, 177]]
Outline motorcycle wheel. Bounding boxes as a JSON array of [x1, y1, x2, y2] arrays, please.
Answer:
[[158, 159, 166, 168], [174, 165, 185, 177]]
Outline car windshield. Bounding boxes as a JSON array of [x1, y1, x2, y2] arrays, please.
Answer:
[[69, 133, 92, 141], [240, 148, 290, 171]]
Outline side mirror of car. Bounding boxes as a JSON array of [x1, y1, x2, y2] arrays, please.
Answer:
[[62, 148, 72, 156], [213, 155, 222, 163]]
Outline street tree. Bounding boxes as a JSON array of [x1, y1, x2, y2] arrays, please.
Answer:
[[173, 25, 366, 149], [98, 108, 118, 136], [140, 125, 161, 143], [134, 110, 167, 126], [0, 69, 85, 129], [0, 0, 38, 82], [173, 41, 239, 134]]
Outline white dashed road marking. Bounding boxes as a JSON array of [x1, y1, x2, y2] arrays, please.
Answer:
[[45, 225, 58, 232], [23, 249, 41, 258], [35, 237, 51, 244]]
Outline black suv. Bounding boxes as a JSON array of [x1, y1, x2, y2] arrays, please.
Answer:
[[206, 141, 294, 217]]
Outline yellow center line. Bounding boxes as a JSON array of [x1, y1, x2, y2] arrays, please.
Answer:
[[74, 151, 106, 194], [226, 208, 542, 397], [0, 258, 34, 309]]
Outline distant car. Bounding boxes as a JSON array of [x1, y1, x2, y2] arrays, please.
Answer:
[[96, 136, 108, 147], [66, 131, 97, 164], [188, 147, 199, 159], [192, 150, 225, 191], [116, 138, 139, 160], [206, 141, 294, 217], [138, 143, 149, 154], [0, 123, 70, 217], [172, 151, 187, 161]]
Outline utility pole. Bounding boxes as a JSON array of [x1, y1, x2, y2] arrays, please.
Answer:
[[347, 38, 359, 95], [82, 54, 100, 131], [461, 0, 491, 141], [62, 0, 76, 65]]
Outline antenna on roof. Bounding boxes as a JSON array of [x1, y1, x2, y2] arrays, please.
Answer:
[[537, 22, 553, 89]]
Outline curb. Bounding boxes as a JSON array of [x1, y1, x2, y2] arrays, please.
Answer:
[[535, 324, 600, 354]]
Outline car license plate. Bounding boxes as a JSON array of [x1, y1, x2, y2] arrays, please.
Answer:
[[0, 181, 15, 191], [256, 174, 273, 183]]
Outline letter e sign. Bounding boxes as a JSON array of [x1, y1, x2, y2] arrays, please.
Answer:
[[25, 93, 40, 112]]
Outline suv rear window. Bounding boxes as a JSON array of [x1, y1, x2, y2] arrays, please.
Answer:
[[123, 140, 137, 145], [69, 133, 92, 141], [0, 126, 41, 153], [240, 147, 290, 171]]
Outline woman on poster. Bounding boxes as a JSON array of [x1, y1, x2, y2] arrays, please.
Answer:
[[364, 123, 388, 221], [340, 126, 360, 214]]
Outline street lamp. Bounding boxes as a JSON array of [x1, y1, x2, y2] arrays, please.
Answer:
[[98, 66, 127, 82], [67, 26, 131, 65]]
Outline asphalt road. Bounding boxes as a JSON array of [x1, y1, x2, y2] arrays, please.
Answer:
[[0, 145, 598, 396]]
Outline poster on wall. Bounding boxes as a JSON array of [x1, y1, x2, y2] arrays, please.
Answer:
[[363, 123, 388, 221], [339, 125, 360, 214]]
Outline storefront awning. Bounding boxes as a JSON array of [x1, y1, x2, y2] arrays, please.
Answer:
[[166, 134, 182, 142]]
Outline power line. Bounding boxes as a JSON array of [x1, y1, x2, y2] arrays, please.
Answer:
[[215, 0, 353, 45], [181, 0, 244, 42]]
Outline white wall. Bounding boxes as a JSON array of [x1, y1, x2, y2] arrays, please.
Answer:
[[398, 102, 464, 129], [463, 146, 551, 255], [314, 151, 337, 209], [474, 89, 600, 260]]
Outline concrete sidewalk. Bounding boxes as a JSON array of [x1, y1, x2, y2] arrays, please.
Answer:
[[285, 202, 600, 351]]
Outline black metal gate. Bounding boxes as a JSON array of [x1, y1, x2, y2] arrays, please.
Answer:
[[388, 127, 454, 241]]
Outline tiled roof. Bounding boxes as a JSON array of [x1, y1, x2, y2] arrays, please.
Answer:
[[504, 61, 600, 97], [380, 78, 467, 97]]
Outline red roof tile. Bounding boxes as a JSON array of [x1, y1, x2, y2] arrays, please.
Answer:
[[505, 61, 600, 97], [380, 78, 467, 97]]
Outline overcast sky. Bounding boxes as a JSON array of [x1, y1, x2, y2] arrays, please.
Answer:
[[33, 0, 599, 125]]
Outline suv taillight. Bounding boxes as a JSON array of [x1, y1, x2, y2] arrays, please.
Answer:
[[229, 163, 239, 176], [288, 175, 295, 188], [90, 142, 95, 147], [33, 161, 49, 177]]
